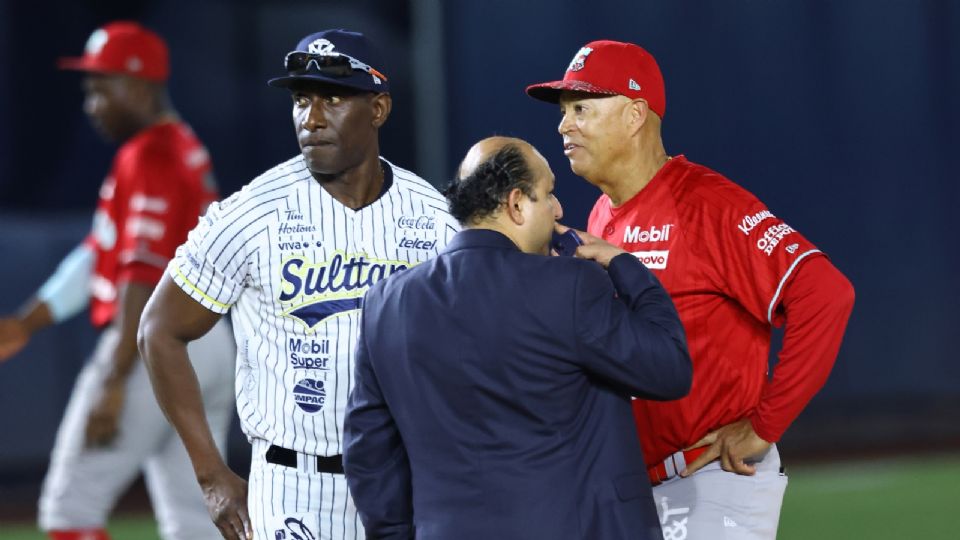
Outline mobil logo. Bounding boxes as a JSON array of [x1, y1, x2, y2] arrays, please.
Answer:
[[623, 224, 673, 244], [631, 250, 670, 270]]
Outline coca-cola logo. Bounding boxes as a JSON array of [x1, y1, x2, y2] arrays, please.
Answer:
[[396, 215, 436, 230]]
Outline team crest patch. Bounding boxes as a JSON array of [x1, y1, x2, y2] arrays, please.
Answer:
[[567, 46, 593, 72], [85, 29, 108, 55], [308, 38, 335, 55], [293, 379, 326, 413]]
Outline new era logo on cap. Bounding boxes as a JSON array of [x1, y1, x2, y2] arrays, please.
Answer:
[[526, 39, 666, 118]]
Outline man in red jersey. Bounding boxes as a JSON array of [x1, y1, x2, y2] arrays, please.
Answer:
[[527, 40, 855, 539], [0, 22, 233, 540]]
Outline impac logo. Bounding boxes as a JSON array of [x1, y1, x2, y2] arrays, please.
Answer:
[[623, 224, 672, 244], [279, 252, 408, 330], [293, 379, 326, 413], [632, 250, 670, 270]]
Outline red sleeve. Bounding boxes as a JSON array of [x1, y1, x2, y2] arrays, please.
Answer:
[[748, 255, 855, 442], [114, 144, 192, 286], [710, 194, 823, 325]]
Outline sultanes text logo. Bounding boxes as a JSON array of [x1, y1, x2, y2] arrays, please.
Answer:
[[279, 252, 408, 330]]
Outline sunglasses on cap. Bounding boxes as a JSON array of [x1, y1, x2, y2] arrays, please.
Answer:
[[284, 51, 388, 83]]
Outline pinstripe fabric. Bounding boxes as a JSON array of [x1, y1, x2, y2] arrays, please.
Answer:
[[168, 155, 458, 538]]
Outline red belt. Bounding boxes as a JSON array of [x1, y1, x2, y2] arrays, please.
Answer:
[[647, 447, 710, 486]]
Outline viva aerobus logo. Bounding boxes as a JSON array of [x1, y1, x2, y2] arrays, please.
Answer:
[[279, 252, 408, 331]]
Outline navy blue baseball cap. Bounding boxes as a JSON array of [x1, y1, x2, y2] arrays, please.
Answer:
[[267, 29, 389, 93]]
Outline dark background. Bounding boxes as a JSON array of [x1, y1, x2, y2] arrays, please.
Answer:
[[1, 0, 958, 520]]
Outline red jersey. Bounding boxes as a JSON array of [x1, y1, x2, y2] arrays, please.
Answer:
[[87, 121, 217, 328], [588, 156, 826, 466]]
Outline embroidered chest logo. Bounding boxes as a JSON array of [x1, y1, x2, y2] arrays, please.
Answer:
[[279, 252, 408, 330]]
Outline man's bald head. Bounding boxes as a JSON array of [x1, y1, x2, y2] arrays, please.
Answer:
[[457, 136, 528, 180], [446, 136, 548, 226], [446, 136, 561, 254]]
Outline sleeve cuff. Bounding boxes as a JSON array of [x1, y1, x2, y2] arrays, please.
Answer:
[[168, 264, 233, 314], [748, 413, 781, 444]]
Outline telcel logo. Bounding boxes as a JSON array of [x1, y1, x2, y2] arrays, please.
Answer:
[[398, 237, 436, 250], [623, 224, 672, 244], [631, 250, 670, 270]]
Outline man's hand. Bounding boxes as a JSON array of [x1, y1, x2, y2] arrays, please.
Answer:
[[554, 223, 627, 268], [0, 318, 30, 361], [680, 418, 772, 477], [200, 467, 253, 540], [85, 377, 126, 447]]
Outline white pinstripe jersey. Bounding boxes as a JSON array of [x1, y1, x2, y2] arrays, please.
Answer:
[[169, 155, 459, 455]]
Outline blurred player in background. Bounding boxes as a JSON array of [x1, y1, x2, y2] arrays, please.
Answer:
[[0, 21, 234, 540], [527, 40, 855, 539], [138, 29, 459, 540]]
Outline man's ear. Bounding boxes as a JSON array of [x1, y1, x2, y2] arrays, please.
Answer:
[[506, 187, 526, 225], [128, 78, 159, 117], [625, 98, 650, 136], [371, 93, 392, 128]]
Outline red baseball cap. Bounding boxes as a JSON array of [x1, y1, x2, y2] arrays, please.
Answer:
[[526, 40, 666, 118], [58, 21, 169, 82]]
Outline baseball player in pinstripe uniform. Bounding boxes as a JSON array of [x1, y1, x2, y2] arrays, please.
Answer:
[[138, 29, 459, 540], [0, 22, 234, 540]]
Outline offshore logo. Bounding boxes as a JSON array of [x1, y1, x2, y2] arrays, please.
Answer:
[[279, 252, 408, 330]]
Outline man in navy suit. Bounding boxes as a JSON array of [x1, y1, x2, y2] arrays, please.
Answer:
[[343, 136, 692, 539]]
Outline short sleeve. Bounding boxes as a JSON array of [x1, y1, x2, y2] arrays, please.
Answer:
[[167, 194, 249, 314], [114, 143, 213, 286]]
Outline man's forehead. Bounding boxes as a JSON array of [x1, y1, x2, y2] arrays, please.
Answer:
[[288, 80, 366, 97], [528, 147, 554, 185], [83, 72, 135, 89], [558, 90, 622, 105]]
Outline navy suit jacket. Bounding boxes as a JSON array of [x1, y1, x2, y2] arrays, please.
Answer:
[[344, 229, 692, 540]]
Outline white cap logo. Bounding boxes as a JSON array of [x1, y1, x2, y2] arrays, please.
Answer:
[[567, 46, 593, 72], [308, 38, 336, 55], [85, 29, 108, 55]]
